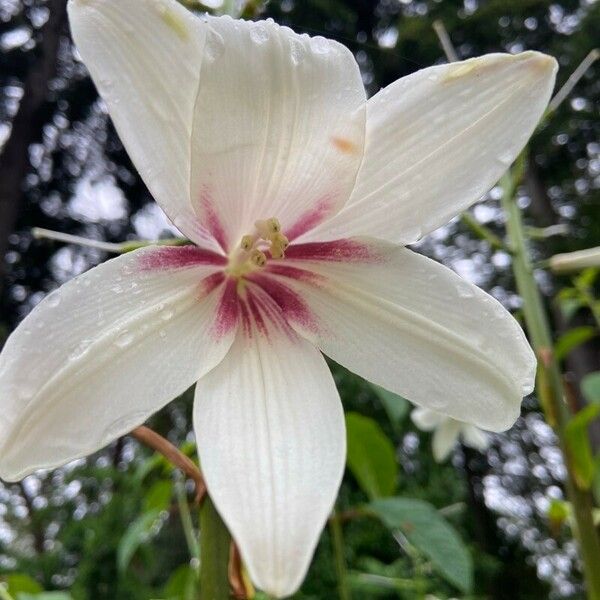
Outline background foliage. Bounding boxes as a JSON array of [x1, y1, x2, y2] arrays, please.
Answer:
[[0, 0, 598, 598]]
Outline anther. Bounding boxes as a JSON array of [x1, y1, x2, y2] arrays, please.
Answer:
[[240, 234, 257, 251], [250, 249, 267, 268]]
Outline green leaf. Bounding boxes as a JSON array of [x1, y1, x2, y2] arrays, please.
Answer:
[[4, 574, 42, 595], [370, 384, 410, 426], [117, 509, 161, 573], [163, 564, 197, 600], [565, 403, 600, 489], [370, 497, 473, 593], [18, 595, 73, 600], [557, 297, 584, 322], [582, 372, 600, 403], [346, 413, 398, 500], [143, 480, 173, 513], [554, 326, 597, 361]]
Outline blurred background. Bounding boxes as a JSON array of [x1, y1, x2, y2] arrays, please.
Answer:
[[0, 0, 598, 598]]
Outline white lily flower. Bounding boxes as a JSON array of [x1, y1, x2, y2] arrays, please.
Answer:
[[411, 406, 491, 463], [0, 0, 556, 596]]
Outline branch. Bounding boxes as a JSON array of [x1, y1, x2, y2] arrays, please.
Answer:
[[130, 426, 206, 504]]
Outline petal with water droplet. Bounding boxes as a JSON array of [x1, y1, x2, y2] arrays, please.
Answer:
[[306, 52, 557, 244], [0, 246, 235, 481], [274, 239, 535, 431]]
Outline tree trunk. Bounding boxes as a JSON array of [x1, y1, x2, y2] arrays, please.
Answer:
[[0, 0, 68, 290]]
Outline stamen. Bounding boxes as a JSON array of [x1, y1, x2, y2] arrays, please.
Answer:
[[255, 217, 281, 238], [240, 234, 257, 251], [250, 249, 267, 267]]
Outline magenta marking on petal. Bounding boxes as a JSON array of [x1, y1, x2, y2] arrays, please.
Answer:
[[199, 271, 226, 297], [245, 290, 268, 338], [138, 245, 227, 271], [285, 239, 382, 263], [199, 187, 229, 253], [285, 195, 336, 241], [247, 273, 319, 333], [265, 263, 324, 284], [213, 278, 239, 339]]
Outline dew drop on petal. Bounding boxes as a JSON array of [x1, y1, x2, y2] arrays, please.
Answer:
[[205, 30, 225, 62], [114, 331, 134, 348], [497, 151, 514, 166], [160, 308, 174, 321], [249, 24, 269, 45], [290, 39, 306, 66], [310, 36, 330, 55], [46, 292, 61, 308]]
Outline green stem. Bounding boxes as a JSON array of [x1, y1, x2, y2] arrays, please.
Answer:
[[199, 495, 231, 600], [176, 479, 200, 562], [501, 171, 600, 600], [0, 585, 15, 600], [329, 511, 350, 600]]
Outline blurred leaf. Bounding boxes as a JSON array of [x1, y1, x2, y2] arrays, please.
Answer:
[[547, 499, 570, 536], [554, 326, 597, 361], [4, 574, 42, 595], [18, 595, 73, 600], [556, 295, 584, 322], [117, 509, 161, 574], [163, 564, 197, 600], [370, 497, 473, 593], [574, 267, 598, 289], [143, 480, 173, 513], [370, 384, 410, 426], [582, 372, 600, 403], [565, 403, 600, 489], [346, 413, 398, 499]]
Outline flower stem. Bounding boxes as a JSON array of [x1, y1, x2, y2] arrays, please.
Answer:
[[175, 478, 200, 563], [0, 585, 15, 600], [200, 495, 231, 600], [329, 510, 351, 600], [501, 170, 600, 600]]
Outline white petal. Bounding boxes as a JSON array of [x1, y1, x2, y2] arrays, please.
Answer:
[[69, 2, 366, 250], [0, 246, 236, 481], [189, 17, 366, 247], [461, 424, 490, 452], [194, 323, 344, 597], [270, 239, 535, 431], [68, 0, 212, 246], [306, 52, 557, 243], [432, 420, 462, 462], [411, 406, 446, 432]]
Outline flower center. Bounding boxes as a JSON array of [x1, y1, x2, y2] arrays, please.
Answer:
[[225, 217, 289, 278]]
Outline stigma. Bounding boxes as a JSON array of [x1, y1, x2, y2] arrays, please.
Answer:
[[226, 217, 289, 278]]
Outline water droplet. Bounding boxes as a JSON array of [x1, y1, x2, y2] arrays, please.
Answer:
[[205, 30, 225, 62], [458, 286, 475, 299], [250, 24, 269, 45], [310, 36, 330, 55], [497, 151, 514, 166], [111, 284, 123, 294], [159, 330, 167, 339], [115, 331, 134, 348], [161, 308, 174, 321], [46, 292, 61, 308], [290, 39, 306, 66], [69, 339, 92, 361]]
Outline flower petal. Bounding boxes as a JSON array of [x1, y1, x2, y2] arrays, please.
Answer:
[[432, 420, 462, 462], [305, 52, 557, 243], [461, 424, 490, 452], [69, 1, 366, 250], [68, 0, 213, 247], [411, 407, 446, 432], [269, 239, 536, 431], [188, 17, 366, 248], [0, 246, 235, 481], [194, 322, 345, 597]]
